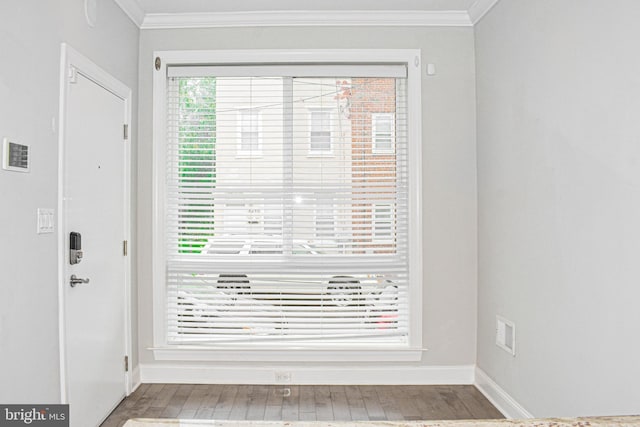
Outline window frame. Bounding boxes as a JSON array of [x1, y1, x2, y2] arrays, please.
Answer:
[[372, 113, 396, 154], [152, 49, 423, 362]]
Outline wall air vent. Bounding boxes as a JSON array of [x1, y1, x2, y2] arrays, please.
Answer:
[[496, 315, 516, 356], [2, 137, 30, 173]]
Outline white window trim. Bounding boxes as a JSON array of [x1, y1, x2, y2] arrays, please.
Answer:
[[372, 113, 396, 154], [307, 107, 334, 156], [236, 108, 263, 158], [152, 49, 423, 362]]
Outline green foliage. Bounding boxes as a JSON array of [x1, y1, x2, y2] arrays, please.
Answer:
[[178, 77, 217, 253]]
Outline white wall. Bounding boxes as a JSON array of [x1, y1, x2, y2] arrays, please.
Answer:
[[0, 0, 138, 402], [476, 0, 640, 417], [137, 27, 478, 373]]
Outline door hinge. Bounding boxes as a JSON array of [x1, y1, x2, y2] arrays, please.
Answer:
[[123, 240, 128, 256], [123, 124, 129, 141], [124, 355, 129, 372]]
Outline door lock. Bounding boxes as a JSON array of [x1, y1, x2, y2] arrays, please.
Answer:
[[70, 231, 83, 265], [70, 274, 90, 287]]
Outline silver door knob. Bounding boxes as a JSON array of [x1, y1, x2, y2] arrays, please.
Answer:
[[70, 274, 90, 287]]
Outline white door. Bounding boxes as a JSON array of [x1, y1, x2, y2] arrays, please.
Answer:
[[63, 70, 128, 427]]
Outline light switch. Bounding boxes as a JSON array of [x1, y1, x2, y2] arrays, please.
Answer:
[[37, 208, 55, 234]]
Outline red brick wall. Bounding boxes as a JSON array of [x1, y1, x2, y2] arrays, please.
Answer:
[[349, 78, 397, 254]]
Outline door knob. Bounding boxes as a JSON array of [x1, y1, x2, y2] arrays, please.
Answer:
[[70, 274, 90, 287]]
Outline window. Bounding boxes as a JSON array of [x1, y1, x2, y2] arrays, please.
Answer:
[[238, 109, 261, 156], [314, 196, 336, 240], [166, 76, 216, 254], [373, 203, 395, 242], [309, 109, 332, 154], [154, 50, 423, 360], [372, 113, 395, 153]]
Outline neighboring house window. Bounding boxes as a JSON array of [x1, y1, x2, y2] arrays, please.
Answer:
[[315, 196, 336, 240], [155, 50, 423, 360], [372, 113, 395, 153], [263, 206, 283, 236], [238, 109, 261, 156], [373, 203, 395, 242], [309, 109, 332, 154]]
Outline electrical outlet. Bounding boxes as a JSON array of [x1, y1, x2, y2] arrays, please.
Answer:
[[275, 371, 292, 383]]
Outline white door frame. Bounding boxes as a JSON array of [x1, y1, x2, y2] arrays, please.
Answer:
[[57, 43, 133, 403]]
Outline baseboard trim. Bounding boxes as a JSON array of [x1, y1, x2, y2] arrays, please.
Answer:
[[474, 368, 533, 419], [130, 366, 142, 395], [140, 363, 475, 385]]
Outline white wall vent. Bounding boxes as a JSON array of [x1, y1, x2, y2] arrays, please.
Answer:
[[496, 315, 516, 356], [2, 137, 30, 173]]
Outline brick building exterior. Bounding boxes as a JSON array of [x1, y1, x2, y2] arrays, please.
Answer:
[[349, 77, 397, 254]]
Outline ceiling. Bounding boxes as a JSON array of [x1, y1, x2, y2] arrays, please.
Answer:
[[113, 0, 500, 29]]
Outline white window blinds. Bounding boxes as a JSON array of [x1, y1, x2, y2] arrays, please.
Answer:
[[165, 64, 410, 347], [238, 109, 260, 155]]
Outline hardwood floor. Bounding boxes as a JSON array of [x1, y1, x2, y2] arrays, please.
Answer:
[[101, 385, 504, 427]]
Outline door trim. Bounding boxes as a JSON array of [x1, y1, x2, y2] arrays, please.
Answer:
[[57, 43, 133, 403]]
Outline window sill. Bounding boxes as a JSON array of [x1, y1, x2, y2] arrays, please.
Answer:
[[151, 347, 423, 362]]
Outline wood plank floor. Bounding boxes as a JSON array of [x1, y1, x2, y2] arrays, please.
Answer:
[[101, 385, 503, 427]]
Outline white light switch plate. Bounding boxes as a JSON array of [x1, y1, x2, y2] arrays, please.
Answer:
[[37, 208, 55, 234]]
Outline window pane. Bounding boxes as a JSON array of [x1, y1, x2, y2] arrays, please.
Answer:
[[373, 113, 395, 153], [174, 77, 217, 254], [170, 76, 402, 257], [215, 77, 284, 240], [166, 73, 408, 346], [309, 110, 332, 153]]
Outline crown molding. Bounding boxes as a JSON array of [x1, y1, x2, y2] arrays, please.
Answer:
[[113, 0, 145, 27], [468, 0, 502, 24], [140, 10, 473, 29]]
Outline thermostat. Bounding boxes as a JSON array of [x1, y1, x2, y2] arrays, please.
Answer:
[[2, 137, 30, 173]]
